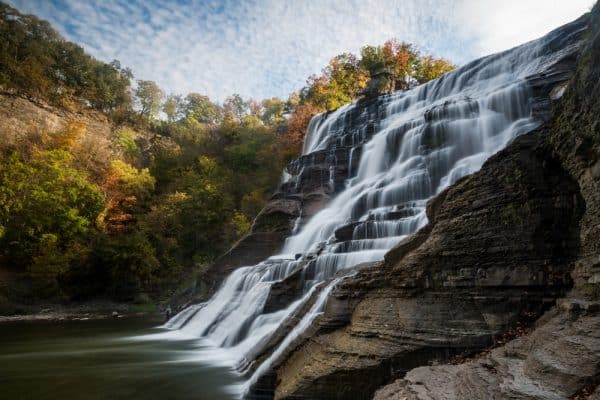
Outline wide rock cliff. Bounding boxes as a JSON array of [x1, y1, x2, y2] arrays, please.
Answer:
[[164, 8, 597, 400], [372, 5, 600, 399], [267, 9, 599, 400]]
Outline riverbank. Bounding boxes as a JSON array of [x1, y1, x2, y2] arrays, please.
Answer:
[[0, 300, 164, 323]]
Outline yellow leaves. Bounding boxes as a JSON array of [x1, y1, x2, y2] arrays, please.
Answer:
[[230, 211, 250, 237], [108, 160, 155, 201], [167, 191, 191, 204], [49, 119, 87, 149], [302, 53, 367, 112], [113, 127, 139, 161], [414, 56, 456, 84], [286, 103, 318, 154]]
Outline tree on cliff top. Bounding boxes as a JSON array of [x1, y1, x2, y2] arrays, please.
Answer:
[[298, 38, 455, 114], [0, 2, 133, 113], [135, 80, 164, 119]]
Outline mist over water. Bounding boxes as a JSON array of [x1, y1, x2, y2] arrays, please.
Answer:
[[154, 19, 585, 397]]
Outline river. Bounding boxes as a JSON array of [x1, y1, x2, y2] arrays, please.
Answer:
[[0, 317, 240, 400]]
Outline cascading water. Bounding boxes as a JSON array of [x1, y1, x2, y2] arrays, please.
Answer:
[[152, 17, 586, 398]]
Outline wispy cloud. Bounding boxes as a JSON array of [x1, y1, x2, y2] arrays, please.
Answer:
[[7, 0, 595, 101]]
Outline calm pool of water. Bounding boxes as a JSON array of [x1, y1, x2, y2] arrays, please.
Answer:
[[0, 316, 240, 399]]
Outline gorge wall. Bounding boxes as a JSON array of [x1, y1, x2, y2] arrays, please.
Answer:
[[164, 8, 599, 400], [270, 7, 600, 400]]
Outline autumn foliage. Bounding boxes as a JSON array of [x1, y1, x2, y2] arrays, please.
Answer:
[[0, 1, 456, 304]]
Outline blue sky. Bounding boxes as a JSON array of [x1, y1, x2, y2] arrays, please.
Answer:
[[7, 0, 595, 101]]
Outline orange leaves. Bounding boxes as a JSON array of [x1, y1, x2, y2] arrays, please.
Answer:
[[100, 160, 155, 233], [286, 103, 318, 154], [382, 38, 414, 70]]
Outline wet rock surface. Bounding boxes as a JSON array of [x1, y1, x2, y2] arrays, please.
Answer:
[[273, 8, 600, 400], [273, 128, 584, 400]]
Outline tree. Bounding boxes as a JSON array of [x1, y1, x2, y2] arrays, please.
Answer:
[[135, 80, 163, 118], [162, 94, 183, 123], [301, 53, 368, 111], [413, 55, 456, 85], [90, 230, 159, 300], [184, 93, 219, 123], [360, 38, 455, 95], [261, 97, 286, 126], [382, 39, 418, 90], [223, 94, 248, 122], [286, 102, 318, 156], [359, 46, 385, 76], [113, 127, 139, 162], [0, 3, 132, 113], [108, 160, 155, 201], [0, 150, 104, 272]]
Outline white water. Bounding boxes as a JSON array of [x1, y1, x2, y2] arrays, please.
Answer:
[[153, 20, 584, 398]]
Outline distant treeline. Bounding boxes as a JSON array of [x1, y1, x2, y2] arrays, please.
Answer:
[[0, 1, 454, 307]]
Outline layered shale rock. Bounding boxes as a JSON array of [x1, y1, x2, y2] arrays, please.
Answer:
[[372, 4, 600, 399], [164, 8, 596, 400], [373, 301, 600, 400], [273, 129, 584, 400], [274, 6, 600, 400]]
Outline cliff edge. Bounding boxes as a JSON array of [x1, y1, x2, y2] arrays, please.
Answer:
[[270, 8, 599, 400]]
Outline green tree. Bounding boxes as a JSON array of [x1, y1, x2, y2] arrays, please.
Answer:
[[184, 93, 219, 123], [261, 97, 286, 126], [413, 55, 456, 85], [163, 94, 183, 123], [90, 230, 159, 300], [113, 127, 139, 162], [302, 53, 368, 111], [0, 150, 104, 279], [109, 160, 155, 201], [0, 3, 132, 113], [223, 94, 248, 122], [135, 80, 163, 118]]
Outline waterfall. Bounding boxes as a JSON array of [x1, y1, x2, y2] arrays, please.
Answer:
[[153, 17, 586, 398]]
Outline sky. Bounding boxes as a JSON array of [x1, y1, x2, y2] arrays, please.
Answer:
[[7, 0, 595, 102]]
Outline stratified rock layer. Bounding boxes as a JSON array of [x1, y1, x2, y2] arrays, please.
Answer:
[[273, 127, 584, 400], [373, 4, 600, 399], [272, 7, 599, 400], [373, 301, 600, 400]]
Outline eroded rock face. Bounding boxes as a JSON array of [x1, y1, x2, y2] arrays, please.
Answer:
[[273, 6, 600, 400], [200, 197, 302, 294], [0, 93, 114, 146], [372, 302, 600, 400], [273, 130, 584, 400], [373, 5, 600, 399]]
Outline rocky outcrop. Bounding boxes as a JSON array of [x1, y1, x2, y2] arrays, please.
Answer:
[[0, 92, 151, 172], [0, 92, 113, 146], [268, 8, 599, 400], [200, 197, 302, 295], [372, 5, 600, 399], [373, 300, 600, 400], [272, 128, 584, 400]]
